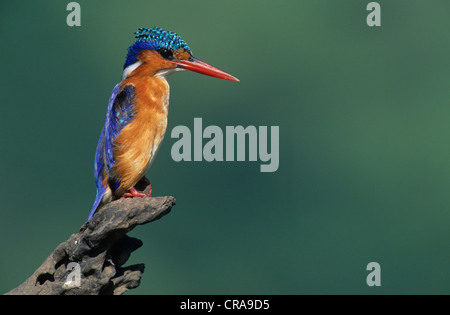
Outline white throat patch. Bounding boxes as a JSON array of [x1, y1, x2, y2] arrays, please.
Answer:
[[122, 61, 185, 80], [155, 67, 185, 79]]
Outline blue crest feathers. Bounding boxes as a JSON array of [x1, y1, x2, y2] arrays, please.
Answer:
[[124, 27, 191, 69]]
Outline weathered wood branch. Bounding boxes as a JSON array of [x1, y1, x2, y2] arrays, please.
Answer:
[[5, 193, 176, 295]]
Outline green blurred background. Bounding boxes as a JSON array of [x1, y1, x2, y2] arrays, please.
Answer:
[[1, 0, 450, 294]]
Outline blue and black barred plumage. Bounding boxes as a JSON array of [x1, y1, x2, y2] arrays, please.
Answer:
[[88, 84, 136, 221], [124, 27, 191, 69]]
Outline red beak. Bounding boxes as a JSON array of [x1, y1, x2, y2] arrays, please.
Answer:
[[171, 57, 239, 82]]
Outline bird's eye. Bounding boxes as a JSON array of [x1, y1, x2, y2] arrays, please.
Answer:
[[158, 48, 174, 60]]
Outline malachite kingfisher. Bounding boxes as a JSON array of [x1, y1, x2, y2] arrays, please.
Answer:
[[87, 27, 239, 222]]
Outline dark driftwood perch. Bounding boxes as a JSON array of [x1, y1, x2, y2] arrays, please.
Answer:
[[5, 192, 176, 295]]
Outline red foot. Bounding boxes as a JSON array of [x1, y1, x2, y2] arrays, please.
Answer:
[[141, 177, 153, 197], [122, 177, 153, 198], [122, 187, 151, 198]]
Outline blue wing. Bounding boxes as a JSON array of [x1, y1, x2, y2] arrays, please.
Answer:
[[87, 83, 136, 222]]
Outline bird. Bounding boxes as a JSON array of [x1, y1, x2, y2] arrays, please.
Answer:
[[86, 27, 239, 222]]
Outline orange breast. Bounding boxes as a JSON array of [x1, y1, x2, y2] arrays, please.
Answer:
[[112, 71, 170, 196]]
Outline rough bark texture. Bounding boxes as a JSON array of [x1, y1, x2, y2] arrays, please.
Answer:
[[5, 193, 176, 295]]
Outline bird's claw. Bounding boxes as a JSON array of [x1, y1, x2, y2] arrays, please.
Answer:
[[122, 187, 152, 198]]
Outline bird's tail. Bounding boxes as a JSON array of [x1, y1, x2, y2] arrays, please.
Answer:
[[86, 188, 106, 222]]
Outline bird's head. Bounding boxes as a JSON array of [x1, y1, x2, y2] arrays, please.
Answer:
[[122, 27, 239, 82]]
